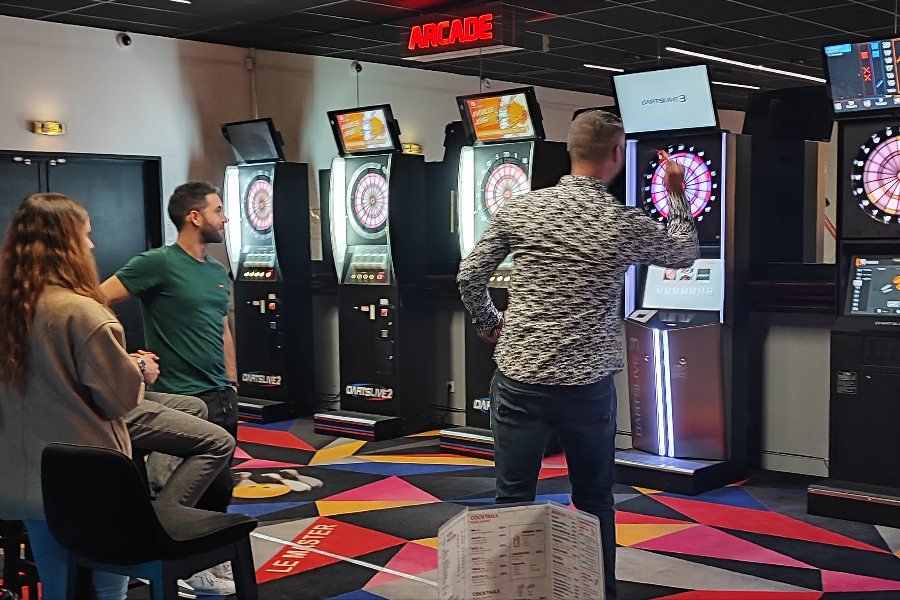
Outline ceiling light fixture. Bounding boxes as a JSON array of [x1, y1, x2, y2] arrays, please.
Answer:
[[666, 47, 825, 83], [711, 81, 761, 90], [584, 63, 625, 73], [168, 0, 191, 4]]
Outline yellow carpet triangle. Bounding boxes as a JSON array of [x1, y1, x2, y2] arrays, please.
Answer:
[[633, 487, 662, 495], [407, 430, 443, 437], [309, 440, 366, 466], [616, 523, 697, 547], [316, 500, 436, 517], [412, 537, 439, 549]]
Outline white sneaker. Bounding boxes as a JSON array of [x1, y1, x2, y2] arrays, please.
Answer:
[[185, 570, 236, 596], [209, 561, 234, 581], [136, 578, 196, 599]]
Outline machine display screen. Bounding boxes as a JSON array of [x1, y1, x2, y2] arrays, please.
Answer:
[[222, 119, 284, 163], [614, 65, 717, 134], [463, 92, 536, 141], [641, 258, 723, 312], [334, 109, 396, 153], [825, 38, 900, 115], [847, 256, 900, 315]]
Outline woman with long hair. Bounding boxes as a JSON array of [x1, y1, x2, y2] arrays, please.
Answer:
[[0, 193, 143, 600]]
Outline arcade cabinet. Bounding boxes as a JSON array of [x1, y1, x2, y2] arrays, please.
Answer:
[[438, 87, 570, 457], [808, 37, 900, 528], [313, 105, 434, 441], [221, 118, 316, 423], [615, 66, 751, 495]]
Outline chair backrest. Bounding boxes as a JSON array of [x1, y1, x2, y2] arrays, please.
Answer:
[[41, 443, 171, 565]]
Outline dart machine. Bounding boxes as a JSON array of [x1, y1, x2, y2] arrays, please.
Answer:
[[221, 118, 316, 423], [808, 37, 900, 528], [313, 105, 434, 441], [438, 87, 570, 457], [614, 66, 751, 495]]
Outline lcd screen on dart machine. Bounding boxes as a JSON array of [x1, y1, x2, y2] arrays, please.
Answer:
[[642, 258, 723, 312], [825, 38, 900, 115], [613, 65, 717, 135], [329, 107, 398, 154], [846, 256, 900, 315], [457, 87, 544, 144]]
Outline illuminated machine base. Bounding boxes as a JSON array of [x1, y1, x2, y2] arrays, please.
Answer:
[[313, 410, 404, 441], [237, 397, 297, 424], [808, 479, 900, 529], [615, 449, 736, 496], [439, 426, 494, 459]]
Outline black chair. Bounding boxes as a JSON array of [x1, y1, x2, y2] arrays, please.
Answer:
[[0, 520, 38, 600], [41, 443, 259, 600]]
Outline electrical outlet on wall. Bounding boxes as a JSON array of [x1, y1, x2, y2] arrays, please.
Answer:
[[447, 381, 455, 393]]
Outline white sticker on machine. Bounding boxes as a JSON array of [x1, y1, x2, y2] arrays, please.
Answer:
[[836, 371, 857, 395]]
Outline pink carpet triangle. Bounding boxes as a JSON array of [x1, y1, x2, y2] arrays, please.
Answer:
[[323, 476, 440, 502], [365, 541, 438, 587], [233, 447, 253, 460], [821, 570, 900, 592], [230, 459, 304, 470], [633, 524, 814, 569]]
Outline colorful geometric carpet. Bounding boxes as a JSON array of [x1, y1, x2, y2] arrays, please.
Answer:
[[217, 419, 900, 600]]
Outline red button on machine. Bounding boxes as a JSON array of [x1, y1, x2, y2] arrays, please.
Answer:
[[376, 272, 385, 281], [269, 302, 276, 310], [381, 309, 389, 317]]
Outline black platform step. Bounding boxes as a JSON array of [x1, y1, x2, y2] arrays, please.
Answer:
[[615, 449, 738, 495], [439, 426, 495, 459], [808, 479, 900, 528], [313, 410, 405, 441], [237, 397, 297, 424]]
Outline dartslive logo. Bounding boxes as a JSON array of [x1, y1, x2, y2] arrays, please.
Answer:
[[642, 95, 687, 105], [346, 383, 394, 400]]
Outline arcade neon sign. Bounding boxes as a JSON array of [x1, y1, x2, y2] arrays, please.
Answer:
[[407, 14, 494, 51]]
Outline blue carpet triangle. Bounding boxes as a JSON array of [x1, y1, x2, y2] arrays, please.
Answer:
[[324, 590, 387, 600], [659, 486, 771, 511], [320, 462, 483, 476], [240, 419, 295, 431], [227, 501, 309, 517]]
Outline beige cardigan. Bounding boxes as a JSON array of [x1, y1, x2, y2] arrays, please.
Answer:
[[0, 285, 143, 520]]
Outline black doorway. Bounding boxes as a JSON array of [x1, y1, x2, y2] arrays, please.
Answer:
[[0, 151, 162, 351]]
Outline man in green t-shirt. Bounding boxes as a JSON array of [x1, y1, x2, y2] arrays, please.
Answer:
[[103, 182, 239, 596]]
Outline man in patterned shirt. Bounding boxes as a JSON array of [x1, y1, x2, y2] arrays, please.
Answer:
[[458, 110, 699, 599]]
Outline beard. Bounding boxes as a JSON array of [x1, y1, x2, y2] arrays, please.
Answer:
[[199, 221, 224, 244]]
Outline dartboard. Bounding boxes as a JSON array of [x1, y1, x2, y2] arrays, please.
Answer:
[[483, 159, 530, 217], [643, 147, 717, 222], [852, 126, 900, 224], [350, 166, 389, 236], [245, 176, 273, 232]]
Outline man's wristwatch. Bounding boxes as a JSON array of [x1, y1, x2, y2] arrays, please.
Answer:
[[137, 357, 147, 373]]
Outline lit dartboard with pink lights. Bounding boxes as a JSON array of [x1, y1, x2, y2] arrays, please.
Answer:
[[643, 145, 718, 222], [350, 165, 389, 236], [245, 176, 274, 232], [481, 156, 531, 218], [852, 126, 900, 224]]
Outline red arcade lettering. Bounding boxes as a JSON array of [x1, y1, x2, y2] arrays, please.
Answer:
[[408, 14, 493, 51]]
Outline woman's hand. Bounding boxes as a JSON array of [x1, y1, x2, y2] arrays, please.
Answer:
[[131, 351, 160, 386]]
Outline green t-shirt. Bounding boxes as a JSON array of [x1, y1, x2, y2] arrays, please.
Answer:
[[116, 243, 231, 395]]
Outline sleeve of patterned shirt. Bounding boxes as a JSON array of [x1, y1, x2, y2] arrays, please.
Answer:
[[457, 211, 509, 333], [620, 191, 699, 269]]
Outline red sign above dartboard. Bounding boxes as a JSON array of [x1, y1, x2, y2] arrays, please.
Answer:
[[407, 14, 494, 51], [401, 3, 508, 60]]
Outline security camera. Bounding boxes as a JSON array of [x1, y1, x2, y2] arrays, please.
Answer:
[[116, 32, 132, 48], [351, 60, 362, 74], [481, 77, 492, 89]]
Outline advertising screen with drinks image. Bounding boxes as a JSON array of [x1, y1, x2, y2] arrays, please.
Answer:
[[336, 109, 395, 153], [465, 92, 537, 142]]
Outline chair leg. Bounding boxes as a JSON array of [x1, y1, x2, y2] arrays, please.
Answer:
[[232, 537, 259, 600], [65, 554, 80, 600], [147, 561, 180, 600]]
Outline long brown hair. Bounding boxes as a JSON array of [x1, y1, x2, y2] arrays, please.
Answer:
[[0, 193, 106, 391]]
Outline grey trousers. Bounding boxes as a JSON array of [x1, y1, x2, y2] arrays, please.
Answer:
[[124, 392, 235, 507]]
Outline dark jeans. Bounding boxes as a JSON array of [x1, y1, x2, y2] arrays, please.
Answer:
[[193, 387, 239, 513], [490, 370, 618, 600]]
